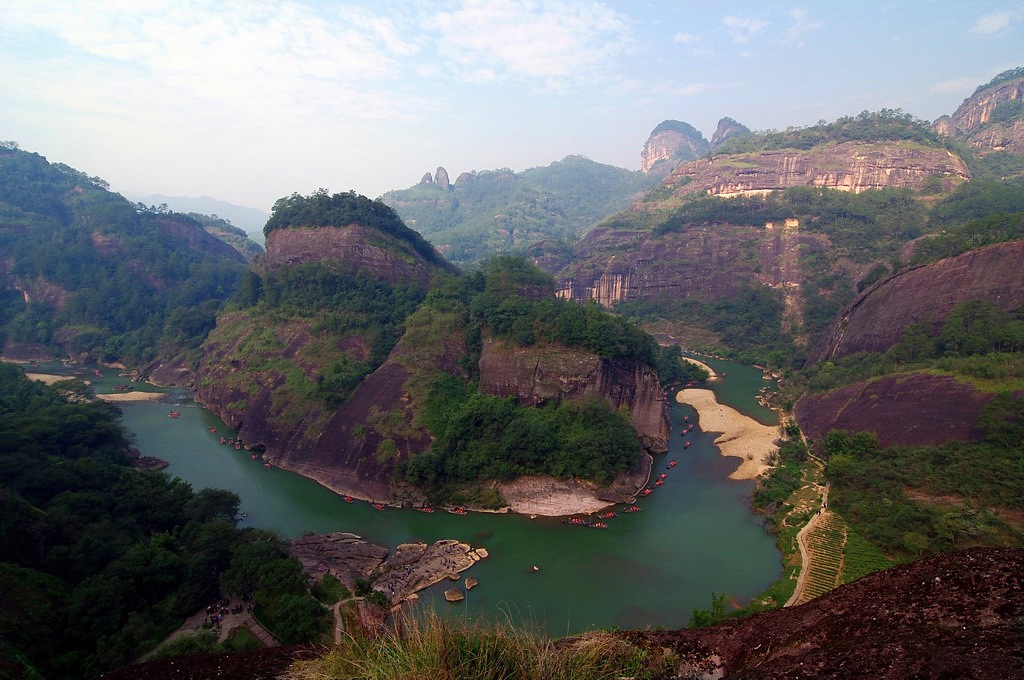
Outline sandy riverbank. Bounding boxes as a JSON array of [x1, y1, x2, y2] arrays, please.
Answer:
[[498, 477, 614, 516], [25, 372, 66, 385], [681, 356, 718, 379], [676, 387, 779, 480], [95, 391, 166, 402]]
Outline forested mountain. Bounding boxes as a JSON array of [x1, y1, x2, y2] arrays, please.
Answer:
[[379, 155, 659, 265], [199, 191, 675, 508], [0, 364, 329, 677], [126, 192, 270, 244], [0, 143, 254, 368]]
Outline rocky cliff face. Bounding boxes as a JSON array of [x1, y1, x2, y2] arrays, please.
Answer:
[[709, 116, 750, 149], [794, 373, 998, 449], [662, 141, 970, 198], [936, 73, 1024, 155], [264, 225, 442, 288], [946, 75, 1024, 134], [808, 240, 1024, 363], [556, 221, 828, 319], [478, 337, 670, 452], [640, 120, 710, 173]]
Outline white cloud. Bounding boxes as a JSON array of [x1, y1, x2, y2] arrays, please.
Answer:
[[970, 9, 1017, 36], [674, 32, 696, 44], [427, 0, 634, 88], [675, 83, 707, 97], [722, 15, 769, 44], [778, 8, 821, 47]]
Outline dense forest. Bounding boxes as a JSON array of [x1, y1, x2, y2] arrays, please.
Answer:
[[0, 365, 327, 678], [0, 144, 249, 365], [380, 155, 659, 265], [393, 258, 679, 503]]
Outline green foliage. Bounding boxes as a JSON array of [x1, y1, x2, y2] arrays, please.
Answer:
[[971, 67, 1024, 96], [380, 156, 659, 265], [291, 611, 664, 680], [688, 592, 728, 628], [0, 145, 247, 364], [822, 429, 1023, 558], [220, 531, 330, 644], [404, 374, 643, 496], [617, 286, 794, 366], [714, 109, 946, 155], [751, 439, 808, 513], [311, 573, 350, 604], [927, 178, 1024, 228], [264, 189, 445, 267], [801, 300, 1024, 394], [231, 264, 426, 408], [0, 364, 270, 677], [465, 258, 659, 366]]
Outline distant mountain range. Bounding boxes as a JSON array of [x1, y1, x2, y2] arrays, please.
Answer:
[[125, 192, 270, 243]]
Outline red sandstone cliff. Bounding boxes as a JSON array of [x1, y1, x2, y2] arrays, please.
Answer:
[[662, 141, 969, 198], [478, 337, 670, 453], [808, 240, 1024, 363], [264, 224, 446, 287]]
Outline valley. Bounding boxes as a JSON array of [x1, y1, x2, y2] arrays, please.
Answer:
[[1, 65, 1023, 679]]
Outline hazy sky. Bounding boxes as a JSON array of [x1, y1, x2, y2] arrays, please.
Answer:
[[2, 1, 1022, 212]]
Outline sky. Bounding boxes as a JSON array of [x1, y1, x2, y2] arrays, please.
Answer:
[[1, 1, 1022, 213]]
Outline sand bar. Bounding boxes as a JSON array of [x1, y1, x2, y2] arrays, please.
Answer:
[[681, 356, 718, 379], [676, 388, 778, 479], [498, 477, 612, 516], [25, 372, 66, 385], [96, 391, 165, 402]]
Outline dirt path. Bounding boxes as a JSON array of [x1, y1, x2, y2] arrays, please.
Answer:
[[785, 484, 831, 607]]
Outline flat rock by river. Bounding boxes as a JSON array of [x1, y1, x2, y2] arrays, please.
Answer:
[[289, 533, 486, 606]]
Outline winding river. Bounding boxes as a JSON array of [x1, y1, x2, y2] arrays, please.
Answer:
[[44, 359, 781, 635]]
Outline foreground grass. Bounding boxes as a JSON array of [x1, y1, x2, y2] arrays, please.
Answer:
[[286, 612, 675, 680]]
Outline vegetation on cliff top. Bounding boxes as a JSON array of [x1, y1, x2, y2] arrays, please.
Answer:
[[264, 189, 447, 268], [713, 109, 947, 155]]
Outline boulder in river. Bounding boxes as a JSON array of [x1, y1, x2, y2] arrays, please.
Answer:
[[444, 589, 464, 602]]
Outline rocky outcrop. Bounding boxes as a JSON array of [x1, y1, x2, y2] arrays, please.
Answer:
[[710, 117, 750, 149], [640, 547, 1024, 678], [434, 166, 450, 189], [556, 222, 828, 310], [288, 533, 487, 606], [794, 373, 998, 449], [478, 337, 669, 452], [640, 120, 710, 173], [264, 225, 441, 288], [935, 72, 1024, 155], [809, 240, 1024, 363], [945, 74, 1024, 135], [663, 141, 970, 198]]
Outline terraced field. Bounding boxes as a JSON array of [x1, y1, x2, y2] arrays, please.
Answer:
[[797, 512, 848, 603]]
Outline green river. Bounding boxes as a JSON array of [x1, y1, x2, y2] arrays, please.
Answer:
[[43, 358, 781, 635]]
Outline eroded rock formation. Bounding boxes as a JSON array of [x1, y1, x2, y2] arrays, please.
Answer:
[[264, 225, 440, 288], [794, 373, 997, 449], [809, 240, 1024, 363], [640, 120, 710, 173], [662, 141, 970, 198], [478, 337, 670, 452]]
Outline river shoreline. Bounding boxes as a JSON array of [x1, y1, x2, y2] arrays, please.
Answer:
[[676, 387, 779, 480]]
